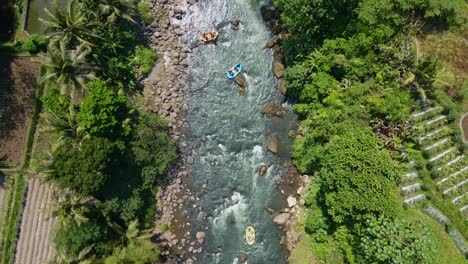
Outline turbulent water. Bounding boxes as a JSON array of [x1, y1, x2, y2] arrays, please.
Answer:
[[182, 0, 296, 263]]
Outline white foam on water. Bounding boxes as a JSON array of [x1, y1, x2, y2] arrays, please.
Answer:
[[218, 144, 227, 152], [252, 145, 263, 160], [212, 192, 248, 231]]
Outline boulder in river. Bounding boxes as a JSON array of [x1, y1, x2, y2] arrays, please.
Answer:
[[287, 196, 297, 207], [234, 76, 246, 88], [259, 165, 268, 176], [260, 5, 280, 21], [273, 61, 285, 78], [260, 102, 286, 117], [267, 135, 279, 154], [196, 231, 205, 240], [231, 19, 240, 30], [266, 36, 280, 48], [279, 79, 287, 95], [273, 213, 290, 225]]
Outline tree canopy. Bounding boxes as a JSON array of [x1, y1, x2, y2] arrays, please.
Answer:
[[50, 137, 125, 196], [77, 80, 129, 137], [319, 126, 400, 224]]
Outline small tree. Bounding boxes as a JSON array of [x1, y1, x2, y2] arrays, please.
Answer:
[[50, 137, 124, 196], [319, 126, 400, 225], [77, 80, 129, 138]]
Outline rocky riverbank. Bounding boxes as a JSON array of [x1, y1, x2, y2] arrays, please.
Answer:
[[260, 5, 312, 259], [140, 0, 306, 262], [140, 0, 203, 263]]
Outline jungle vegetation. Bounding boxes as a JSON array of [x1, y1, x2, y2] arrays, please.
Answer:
[[34, 0, 176, 262], [273, 0, 466, 262]]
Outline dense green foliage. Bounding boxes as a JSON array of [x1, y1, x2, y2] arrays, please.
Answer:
[[273, 0, 466, 262], [133, 45, 158, 75], [137, 1, 153, 25], [319, 127, 400, 225], [131, 113, 178, 189], [105, 241, 159, 264], [274, 0, 466, 63], [77, 81, 129, 137], [34, 0, 177, 262], [358, 216, 434, 263], [50, 137, 125, 196], [19, 34, 48, 54]]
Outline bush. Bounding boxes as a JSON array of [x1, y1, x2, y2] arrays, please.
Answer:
[[19, 34, 47, 54], [305, 210, 329, 242], [41, 83, 70, 115], [131, 112, 177, 188], [20, 40, 36, 53], [319, 126, 400, 225], [77, 80, 129, 138], [358, 215, 435, 264], [50, 137, 125, 196], [54, 219, 109, 258], [133, 46, 157, 75], [137, 1, 153, 24]]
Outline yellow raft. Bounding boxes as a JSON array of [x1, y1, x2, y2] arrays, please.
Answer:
[[246, 226, 255, 245]]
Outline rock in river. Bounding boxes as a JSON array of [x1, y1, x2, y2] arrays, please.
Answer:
[[273, 213, 290, 225], [259, 165, 268, 176], [287, 196, 297, 207], [267, 135, 279, 154], [231, 19, 240, 30], [260, 102, 286, 117], [273, 61, 285, 78], [234, 76, 246, 88]]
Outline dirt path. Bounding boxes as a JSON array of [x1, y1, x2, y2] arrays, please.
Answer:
[[0, 56, 38, 168], [14, 177, 55, 264]]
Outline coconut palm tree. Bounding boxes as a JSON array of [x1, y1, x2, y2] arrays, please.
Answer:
[[107, 219, 153, 246], [40, 40, 96, 100], [80, 0, 136, 24], [54, 244, 94, 264], [41, 0, 98, 46], [50, 187, 98, 227]]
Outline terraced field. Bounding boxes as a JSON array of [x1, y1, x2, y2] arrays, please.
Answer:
[[14, 177, 55, 264], [400, 105, 468, 255]]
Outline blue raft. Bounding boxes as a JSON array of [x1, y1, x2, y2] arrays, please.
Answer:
[[226, 64, 243, 80]]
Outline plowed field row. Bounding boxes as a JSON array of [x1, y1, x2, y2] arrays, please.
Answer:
[[14, 178, 55, 264]]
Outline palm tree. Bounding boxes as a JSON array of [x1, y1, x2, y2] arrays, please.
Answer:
[[107, 219, 153, 246], [81, 0, 136, 24], [41, 0, 98, 46], [40, 40, 96, 100], [54, 244, 94, 264], [50, 187, 98, 227]]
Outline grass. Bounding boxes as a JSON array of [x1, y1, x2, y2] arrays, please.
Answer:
[[0, 172, 26, 264], [401, 208, 467, 263]]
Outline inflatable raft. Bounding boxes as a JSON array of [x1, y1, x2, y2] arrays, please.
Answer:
[[226, 64, 243, 80], [246, 226, 255, 245]]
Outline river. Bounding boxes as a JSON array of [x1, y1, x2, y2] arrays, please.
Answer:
[[182, 0, 295, 263]]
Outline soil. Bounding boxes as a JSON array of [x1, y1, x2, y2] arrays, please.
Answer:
[[461, 113, 468, 142], [0, 56, 39, 168]]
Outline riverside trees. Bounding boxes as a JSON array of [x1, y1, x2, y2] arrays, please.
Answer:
[[274, 0, 465, 262], [37, 0, 175, 262]]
